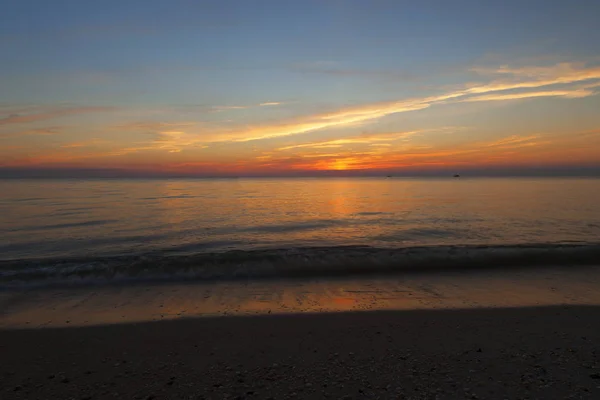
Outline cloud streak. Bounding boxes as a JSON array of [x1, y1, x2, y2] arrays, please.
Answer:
[[466, 63, 600, 94], [211, 101, 285, 112], [209, 62, 600, 143], [0, 106, 116, 126], [0, 126, 62, 138], [463, 89, 594, 102], [225, 103, 431, 142], [276, 130, 425, 151]]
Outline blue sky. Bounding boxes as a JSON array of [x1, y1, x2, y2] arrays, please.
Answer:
[[1, 0, 600, 175]]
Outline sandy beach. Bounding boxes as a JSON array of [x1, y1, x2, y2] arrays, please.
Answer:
[[2, 266, 600, 399], [2, 305, 600, 399]]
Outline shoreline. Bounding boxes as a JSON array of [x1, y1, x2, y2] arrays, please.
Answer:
[[3, 266, 600, 398], [2, 265, 600, 329]]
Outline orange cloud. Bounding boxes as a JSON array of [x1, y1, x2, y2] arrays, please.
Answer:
[[241, 133, 557, 173], [60, 138, 108, 149], [276, 130, 425, 151]]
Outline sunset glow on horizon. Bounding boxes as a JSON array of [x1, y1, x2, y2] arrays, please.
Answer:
[[2, 1, 600, 177]]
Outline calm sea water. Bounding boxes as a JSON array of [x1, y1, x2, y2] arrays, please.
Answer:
[[1, 177, 599, 260]]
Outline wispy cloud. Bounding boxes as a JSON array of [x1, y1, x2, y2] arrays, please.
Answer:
[[0, 106, 116, 126], [260, 129, 597, 173], [224, 103, 430, 143], [481, 135, 541, 149], [148, 131, 208, 153], [110, 130, 209, 156], [0, 126, 62, 138], [60, 138, 107, 148], [110, 122, 208, 154], [211, 106, 248, 112], [61, 143, 87, 149], [211, 63, 599, 143], [116, 121, 197, 131], [243, 133, 549, 172], [211, 102, 285, 112], [467, 62, 600, 94], [276, 130, 424, 151], [463, 89, 594, 102]]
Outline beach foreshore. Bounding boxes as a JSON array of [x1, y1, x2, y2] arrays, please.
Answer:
[[2, 267, 600, 399]]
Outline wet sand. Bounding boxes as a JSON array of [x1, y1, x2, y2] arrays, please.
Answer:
[[2, 267, 600, 399], [2, 266, 600, 329]]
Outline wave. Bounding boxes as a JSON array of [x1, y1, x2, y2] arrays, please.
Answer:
[[1, 243, 599, 289], [9, 219, 118, 232]]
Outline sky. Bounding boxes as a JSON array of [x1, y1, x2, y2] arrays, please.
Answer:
[[1, 0, 600, 177]]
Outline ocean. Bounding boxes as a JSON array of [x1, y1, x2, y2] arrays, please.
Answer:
[[1, 177, 599, 287]]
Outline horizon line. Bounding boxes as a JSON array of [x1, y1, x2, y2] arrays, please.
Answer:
[[1, 166, 600, 179]]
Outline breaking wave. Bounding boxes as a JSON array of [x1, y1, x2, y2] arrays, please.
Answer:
[[1, 243, 599, 289]]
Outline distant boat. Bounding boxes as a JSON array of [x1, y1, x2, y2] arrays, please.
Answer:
[[453, 174, 460, 178], [386, 175, 392, 178]]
